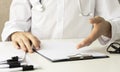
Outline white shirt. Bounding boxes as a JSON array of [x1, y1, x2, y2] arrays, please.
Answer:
[[1, 0, 120, 45]]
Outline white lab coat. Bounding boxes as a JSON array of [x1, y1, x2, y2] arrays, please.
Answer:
[[1, 0, 120, 45]]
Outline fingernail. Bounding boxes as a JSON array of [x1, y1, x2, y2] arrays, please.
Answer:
[[17, 47, 20, 49], [29, 50, 33, 53], [36, 47, 40, 50], [77, 46, 80, 49], [77, 48, 79, 49]]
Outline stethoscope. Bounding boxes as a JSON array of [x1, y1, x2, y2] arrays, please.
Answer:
[[107, 42, 120, 54], [78, 0, 93, 17], [38, 0, 44, 12], [32, 0, 44, 12], [33, 0, 93, 17]]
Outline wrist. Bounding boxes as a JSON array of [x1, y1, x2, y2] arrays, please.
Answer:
[[104, 21, 112, 38]]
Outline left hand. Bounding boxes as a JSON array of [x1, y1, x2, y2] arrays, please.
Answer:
[[77, 16, 112, 49]]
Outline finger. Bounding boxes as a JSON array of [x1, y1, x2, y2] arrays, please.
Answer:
[[12, 41, 20, 49], [27, 34, 40, 50], [18, 39, 27, 52], [77, 41, 86, 49], [77, 25, 101, 49], [22, 37, 33, 53], [77, 38, 92, 49], [89, 16, 104, 24], [30, 37, 40, 50]]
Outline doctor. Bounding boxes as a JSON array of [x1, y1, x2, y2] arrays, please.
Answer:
[[1, 0, 120, 53]]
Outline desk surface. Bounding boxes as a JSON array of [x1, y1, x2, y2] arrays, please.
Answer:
[[0, 39, 120, 72]]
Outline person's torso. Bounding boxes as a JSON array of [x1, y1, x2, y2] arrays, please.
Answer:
[[29, 0, 95, 39]]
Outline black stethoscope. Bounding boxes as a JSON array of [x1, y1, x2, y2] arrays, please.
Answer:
[[107, 42, 120, 54], [34, 0, 93, 16]]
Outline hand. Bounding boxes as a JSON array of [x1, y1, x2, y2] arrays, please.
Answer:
[[10, 32, 40, 53], [77, 16, 112, 49]]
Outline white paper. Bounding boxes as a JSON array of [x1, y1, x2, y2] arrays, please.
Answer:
[[0, 42, 25, 62], [38, 40, 107, 61]]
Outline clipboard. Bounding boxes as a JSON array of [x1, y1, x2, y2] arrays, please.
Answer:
[[35, 51, 109, 62], [35, 40, 109, 62]]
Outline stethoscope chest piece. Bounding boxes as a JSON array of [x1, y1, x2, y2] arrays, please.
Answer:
[[78, 0, 95, 17], [79, 12, 93, 17]]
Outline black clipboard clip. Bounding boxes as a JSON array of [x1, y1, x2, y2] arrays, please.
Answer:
[[68, 53, 109, 61], [68, 53, 93, 60]]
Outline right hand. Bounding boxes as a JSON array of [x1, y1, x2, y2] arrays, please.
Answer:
[[10, 32, 40, 53]]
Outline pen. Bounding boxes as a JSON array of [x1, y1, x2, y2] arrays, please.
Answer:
[[0, 65, 37, 71], [0, 63, 27, 68]]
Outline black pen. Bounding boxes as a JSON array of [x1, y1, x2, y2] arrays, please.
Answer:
[[0, 65, 36, 71], [0, 63, 27, 68]]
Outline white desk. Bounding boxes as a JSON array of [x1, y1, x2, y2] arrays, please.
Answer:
[[0, 39, 120, 72]]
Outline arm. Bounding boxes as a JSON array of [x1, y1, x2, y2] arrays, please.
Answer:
[[77, 0, 120, 48], [96, 0, 120, 45], [1, 0, 40, 53], [1, 0, 32, 41]]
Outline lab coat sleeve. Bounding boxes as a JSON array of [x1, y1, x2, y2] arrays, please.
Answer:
[[98, 19, 120, 45], [95, 0, 120, 45], [1, 0, 32, 41]]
